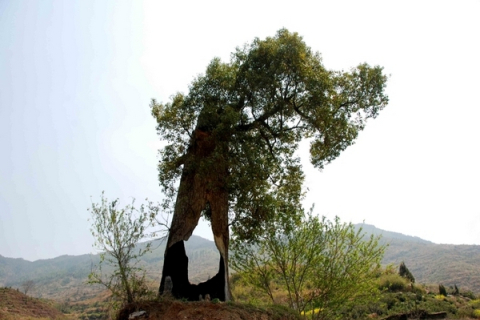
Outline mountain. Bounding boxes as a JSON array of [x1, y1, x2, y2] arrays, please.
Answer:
[[356, 223, 480, 294], [1, 229, 480, 303], [356, 223, 433, 244], [0, 235, 219, 301]]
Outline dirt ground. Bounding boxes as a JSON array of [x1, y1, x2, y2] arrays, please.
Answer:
[[117, 299, 301, 320]]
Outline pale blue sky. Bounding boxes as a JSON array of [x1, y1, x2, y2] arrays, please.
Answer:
[[1, 0, 479, 261]]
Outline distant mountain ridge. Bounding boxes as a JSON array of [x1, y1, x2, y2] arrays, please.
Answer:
[[355, 223, 433, 244], [1, 228, 480, 301], [355, 223, 480, 294], [0, 235, 219, 301]]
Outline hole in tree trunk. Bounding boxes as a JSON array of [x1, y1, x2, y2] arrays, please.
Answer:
[[185, 235, 220, 284], [160, 238, 226, 301]]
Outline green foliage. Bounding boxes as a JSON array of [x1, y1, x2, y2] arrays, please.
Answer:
[[87, 192, 159, 305], [151, 28, 388, 242], [462, 290, 477, 300], [380, 239, 480, 294], [439, 284, 447, 296], [399, 262, 415, 283], [471, 299, 480, 308], [231, 212, 385, 319], [378, 273, 409, 292], [344, 289, 478, 319], [473, 309, 480, 319]]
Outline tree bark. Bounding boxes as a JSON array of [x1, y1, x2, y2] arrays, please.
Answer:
[[158, 128, 232, 301]]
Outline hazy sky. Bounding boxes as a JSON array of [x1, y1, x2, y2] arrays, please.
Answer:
[[1, 0, 479, 261]]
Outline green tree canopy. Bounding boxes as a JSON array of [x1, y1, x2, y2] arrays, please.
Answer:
[[151, 28, 388, 242]]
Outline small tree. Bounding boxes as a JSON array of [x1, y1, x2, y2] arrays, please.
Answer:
[[232, 212, 386, 319], [399, 261, 415, 283], [21, 280, 35, 295], [87, 192, 159, 304], [454, 284, 459, 295], [439, 284, 447, 296]]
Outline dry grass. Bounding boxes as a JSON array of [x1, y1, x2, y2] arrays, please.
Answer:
[[0, 287, 68, 319], [117, 298, 301, 320]]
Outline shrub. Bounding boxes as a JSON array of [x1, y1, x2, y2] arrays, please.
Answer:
[[232, 214, 385, 319], [470, 299, 480, 308], [473, 309, 480, 319], [398, 262, 415, 283], [301, 308, 321, 317], [438, 284, 447, 296], [377, 274, 408, 292], [87, 193, 159, 304]]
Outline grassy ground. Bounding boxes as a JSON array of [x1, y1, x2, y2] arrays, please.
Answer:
[[0, 287, 68, 319]]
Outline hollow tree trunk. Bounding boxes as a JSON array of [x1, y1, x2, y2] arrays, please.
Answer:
[[158, 128, 232, 301]]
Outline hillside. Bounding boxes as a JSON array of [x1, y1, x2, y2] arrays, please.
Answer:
[[0, 236, 219, 301], [1, 227, 480, 306], [0, 286, 66, 319], [356, 223, 480, 293], [383, 239, 480, 293]]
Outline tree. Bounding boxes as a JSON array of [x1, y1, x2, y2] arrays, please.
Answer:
[[151, 28, 388, 301], [439, 284, 447, 296], [87, 192, 158, 304], [399, 261, 415, 283], [21, 280, 35, 296], [231, 213, 385, 319]]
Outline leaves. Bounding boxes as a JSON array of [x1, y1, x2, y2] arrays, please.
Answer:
[[152, 28, 388, 242], [87, 192, 160, 304], [231, 212, 386, 319]]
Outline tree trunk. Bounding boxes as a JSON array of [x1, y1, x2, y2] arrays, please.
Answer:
[[158, 128, 232, 301]]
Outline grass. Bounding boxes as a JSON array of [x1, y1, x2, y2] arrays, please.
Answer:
[[0, 287, 69, 319], [117, 298, 301, 320]]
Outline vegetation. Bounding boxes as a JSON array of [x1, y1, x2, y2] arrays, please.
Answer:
[[21, 279, 36, 295], [1, 230, 480, 319], [232, 213, 385, 319], [399, 261, 415, 283], [361, 224, 480, 293], [87, 192, 158, 305], [0, 286, 66, 319], [231, 264, 479, 320], [439, 284, 448, 296], [151, 28, 389, 300]]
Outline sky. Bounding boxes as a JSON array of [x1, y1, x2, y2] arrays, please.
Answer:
[[1, 0, 479, 261]]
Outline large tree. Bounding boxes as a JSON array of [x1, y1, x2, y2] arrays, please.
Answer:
[[151, 29, 388, 301]]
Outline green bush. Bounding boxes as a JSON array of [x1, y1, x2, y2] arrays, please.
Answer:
[[470, 299, 480, 308], [439, 284, 447, 296], [473, 309, 480, 319], [462, 291, 477, 299], [398, 262, 415, 283], [378, 274, 408, 292]]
